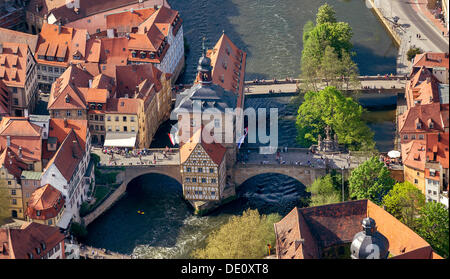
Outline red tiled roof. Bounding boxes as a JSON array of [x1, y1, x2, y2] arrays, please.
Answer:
[[399, 103, 448, 134], [106, 8, 156, 33], [115, 64, 162, 97], [0, 42, 32, 88], [413, 52, 449, 70], [0, 79, 11, 116], [0, 117, 42, 163], [180, 128, 226, 165], [426, 132, 449, 169], [48, 118, 88, 150], [0, 147, 28, 179], [406, 67, 440, 108], [274, 200, 441, 259], [26, 184, 65, 220], [105, 98, 142, 115], [0, 222, 65, 259], [45, 130, 84, 181], [403, 140, 426, 171]]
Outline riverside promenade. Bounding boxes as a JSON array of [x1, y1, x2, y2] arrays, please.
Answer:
[[368, 0, 449, 75]]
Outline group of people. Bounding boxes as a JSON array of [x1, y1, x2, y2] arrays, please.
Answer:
[[101, 146, 174, 166]]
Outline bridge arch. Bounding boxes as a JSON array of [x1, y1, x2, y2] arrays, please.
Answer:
[[122, 166, 182, 188], [232, 164, 327, 187]]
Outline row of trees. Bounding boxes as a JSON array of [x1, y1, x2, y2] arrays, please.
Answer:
[[309, 156, 449, 258], [300, 3, 359, 92], [296, 4, 374, 152]]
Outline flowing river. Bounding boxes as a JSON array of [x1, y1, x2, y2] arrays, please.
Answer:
[[83, 0, 398, 258]]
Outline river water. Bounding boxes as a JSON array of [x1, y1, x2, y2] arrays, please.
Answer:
[[83, 0, 398, 258], [171, 0, 397, 84]]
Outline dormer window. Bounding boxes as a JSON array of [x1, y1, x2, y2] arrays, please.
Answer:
[[428, 120, 434, 129], [36, 247, 41, 255], [416, 121, 422, 129], [131, 51, 137, 58], [140, 52, 147, 59], [36, 210, 41, 216], [65, 95, 70, 103], [41, 242, 46, 250], [150, 52, 155, 59]]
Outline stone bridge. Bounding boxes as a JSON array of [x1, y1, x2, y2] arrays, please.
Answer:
[[232, 163, 327, 187]]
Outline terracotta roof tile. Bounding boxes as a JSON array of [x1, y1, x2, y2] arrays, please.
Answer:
[[0, 222, 65, 259], [413, 52, 449, 70], [26, 184, 65, 220], [0, 42, 32, 88], [275, 200, 440, 259]]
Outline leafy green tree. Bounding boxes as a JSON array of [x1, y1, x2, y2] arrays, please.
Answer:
[[383, 182, 425, 227], [319, 46, 341, 87], [415, 202, 449, 258], [348, 156, 395, 204], [70, 222, 88, 240], [302, 20, 315, 43], [309, 173, 343, 206], [316, 3, 337, 25], [296, 86, 375, 150], [299, 4, 358, 92], [407, 47, 423, 61], [339, 49, 360, 92], [192, 209, 281, 259]]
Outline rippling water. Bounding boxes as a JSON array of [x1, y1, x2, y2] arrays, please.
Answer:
[[171, 0, 397, 83], [84, 0, 398, 257], [84, 173, 308, 258]]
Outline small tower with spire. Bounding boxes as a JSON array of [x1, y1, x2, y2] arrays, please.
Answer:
[[196, 37, 213, 86]]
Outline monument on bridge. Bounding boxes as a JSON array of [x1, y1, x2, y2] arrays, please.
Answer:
[[317, 126, 340, 153]]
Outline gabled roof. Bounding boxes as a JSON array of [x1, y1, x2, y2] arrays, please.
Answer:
[[105, 98, 141, 115], [48, 118, 88, 150], [0, 117, 42, 163], [206, 33, 247, 108], [180, 128, 226, 165], [399, 103, 448, 133], [0, 147, 28, 179], [426, 132, 449, 169], [45, 129, 84, 181], [403, 140, 427, 170], [0, 27, 38, 52], [406, 67, 440, 108], [274, 200, 441, 259], [106, 8, 156, 33], [413, 52, 449, 70], [0, 42, 32, 88], [0, 222, 65, 259], [48, 65, 93, 110], [115, 64, 163, 97]]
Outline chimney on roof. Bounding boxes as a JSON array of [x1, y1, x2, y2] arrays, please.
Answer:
[[72, 140, 78, 159], [130, 8, 134, 13], [24, 109, 29, 118], [126, 33, 130, 40], [438, 132, 441, 142], [18, 146, 22, 159], [64, 118, 68, 128], [58, 21, 62, 34], [89, 79, 93, 88], [0, 43, 3, 54], [6, 136, 10, 147]]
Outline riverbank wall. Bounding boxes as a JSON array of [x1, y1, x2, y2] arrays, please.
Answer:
[[83, 170, 127, 227], [367, 0, 401, 47]]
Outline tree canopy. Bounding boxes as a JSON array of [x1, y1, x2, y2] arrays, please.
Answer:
[[316, 3, 337, 25], [192, 209, 281, 259], [414, 202, 449, 258], [348, 156, 395, 204], [300, 4, 359, 92], [295, 86, 375, 150], [383, 181, 425, 227], [309, 172, 343, 206]]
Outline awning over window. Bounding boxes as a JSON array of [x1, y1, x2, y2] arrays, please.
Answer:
[[103, 132, 137, 148]]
